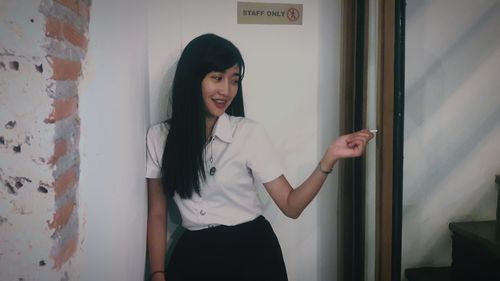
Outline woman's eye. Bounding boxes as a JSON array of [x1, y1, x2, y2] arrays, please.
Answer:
[[211, 75, 223, 81], [232, 79, 239, 85]]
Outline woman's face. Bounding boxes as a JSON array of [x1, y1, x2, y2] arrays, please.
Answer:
[[201, 65, 240, 121]]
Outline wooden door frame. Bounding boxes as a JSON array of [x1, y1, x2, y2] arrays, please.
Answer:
[[338, 0, 368, 280], [339, 0, 405, 280], [376, 0, 405, 280]]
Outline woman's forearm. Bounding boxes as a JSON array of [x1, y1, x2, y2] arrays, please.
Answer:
[[147, 214, 167, 274], [285, 156, 337, 218], [265, 129, 373, 219], [146, 178, 167, 280], [264, 153, 338, 219]]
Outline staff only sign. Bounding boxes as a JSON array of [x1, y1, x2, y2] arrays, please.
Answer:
[[237, 2, 303, 25]]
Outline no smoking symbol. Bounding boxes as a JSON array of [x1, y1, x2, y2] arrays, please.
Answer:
[[287, 8, 300, 22]]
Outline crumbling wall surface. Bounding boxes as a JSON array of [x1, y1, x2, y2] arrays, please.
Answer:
[[0, 1, 90, 280]]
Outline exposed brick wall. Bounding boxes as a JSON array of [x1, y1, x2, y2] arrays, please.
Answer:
[[40, 0, 91, 272], [0, 0, 91, 279]]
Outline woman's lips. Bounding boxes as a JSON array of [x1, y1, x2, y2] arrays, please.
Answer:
[[213, 99, 227, 109]]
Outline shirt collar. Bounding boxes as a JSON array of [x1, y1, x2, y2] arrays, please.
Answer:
[[212, 113, 234, 143]]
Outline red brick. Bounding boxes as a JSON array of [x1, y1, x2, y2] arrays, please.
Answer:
[[50, 57, 81, 80], [48, 139, 68, 165], [48, 199, 75, 230], [45, 16, 88, 50], [51, 96, 78, 121], [78, 0, 90, 20], [53, 167, 77, 198], [52, 237, 78, 271], [54, 0, 91, 20], [45, 96, 78, 123], [55, 0, 79, 14], [45, 16, 63, 41], [54, 0, 91, 21], [63, 21, 88, 50]]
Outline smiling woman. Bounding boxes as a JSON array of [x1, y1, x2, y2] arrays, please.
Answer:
[[145, 2, 353, 281], [145, 33, 374, 281]]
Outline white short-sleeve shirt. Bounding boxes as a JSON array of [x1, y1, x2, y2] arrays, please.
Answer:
[[146, 113, 284, 230]]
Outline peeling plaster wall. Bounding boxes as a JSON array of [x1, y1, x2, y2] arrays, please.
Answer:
[[0, 3, 56, 279], [0, 0, 91, 280]]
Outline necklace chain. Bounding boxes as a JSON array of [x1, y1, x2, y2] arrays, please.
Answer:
[[208, 135, 216, 175]]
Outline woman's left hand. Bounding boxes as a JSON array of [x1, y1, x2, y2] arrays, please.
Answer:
[[328, 129, 375, 161]]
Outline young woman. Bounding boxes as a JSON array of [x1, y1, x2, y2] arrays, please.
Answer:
[[146, 33, 374, 281]]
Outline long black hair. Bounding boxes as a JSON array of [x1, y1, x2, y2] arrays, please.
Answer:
[[161, 34, 245, 198]]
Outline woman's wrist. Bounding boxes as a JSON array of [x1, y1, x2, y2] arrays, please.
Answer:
[[321, 149, 338, 171], [318, 156, 336, 175], [317, 161, 332, 174], [151, 270, 165, 280]]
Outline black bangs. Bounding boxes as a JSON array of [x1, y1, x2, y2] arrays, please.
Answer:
[[199, 34, 245, 78]]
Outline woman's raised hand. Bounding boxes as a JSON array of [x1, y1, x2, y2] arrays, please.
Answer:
[[328, 129, 375, 160]]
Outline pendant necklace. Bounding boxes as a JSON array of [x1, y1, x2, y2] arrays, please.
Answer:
[[208, 136, 216, 176]]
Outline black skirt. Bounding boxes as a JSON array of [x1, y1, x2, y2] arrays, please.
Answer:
[[166, 215, 288, 281]]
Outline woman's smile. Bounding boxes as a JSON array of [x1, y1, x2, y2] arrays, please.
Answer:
[[201, 65, 240, 120]]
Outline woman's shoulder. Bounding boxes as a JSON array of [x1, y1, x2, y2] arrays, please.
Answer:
[[228, 115, 260, 128], [228, 116, 266, 136], [147, 120, 170, 139]]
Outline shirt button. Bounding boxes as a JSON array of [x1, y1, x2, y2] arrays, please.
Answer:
[[199, 210, 206, 216]]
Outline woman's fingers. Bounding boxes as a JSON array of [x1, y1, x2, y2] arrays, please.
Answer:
[[332, 129, 374, 158]]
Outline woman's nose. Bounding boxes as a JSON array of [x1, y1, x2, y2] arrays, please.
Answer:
[[218, 80, 229, 95]]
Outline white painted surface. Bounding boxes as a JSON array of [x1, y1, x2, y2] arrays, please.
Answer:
[[148, 0, 341, 280], [403, 0, 500, 275], [0, 2, 62, 280], [365, 1, 380, 280], [78, 0, 149, 280], [316, 0, 342, 279]]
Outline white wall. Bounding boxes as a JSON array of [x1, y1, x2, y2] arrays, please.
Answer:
[[79, 0, 149, 280], [403, 0, 500, 275], [148, 0, 341, 280], [364, 1, 380, 280], [317, 0, 342, 280]]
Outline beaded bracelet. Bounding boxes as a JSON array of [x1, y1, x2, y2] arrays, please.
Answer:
[[318, 161, 333, 174], [151, 270, 165, 279]]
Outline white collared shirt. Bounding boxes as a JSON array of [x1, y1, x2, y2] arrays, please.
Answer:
[[146, 113, 284, 230]]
